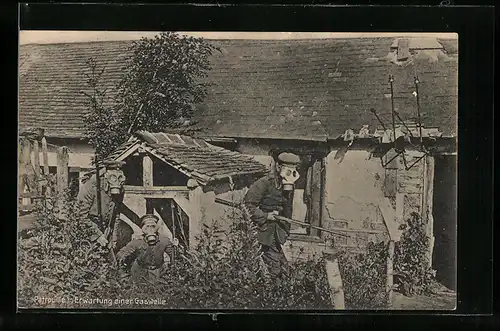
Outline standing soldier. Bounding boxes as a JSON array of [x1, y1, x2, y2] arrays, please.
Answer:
[[116, 214, 175, 285], [76, 161, 126, 248], [243, 152, 301, 277]]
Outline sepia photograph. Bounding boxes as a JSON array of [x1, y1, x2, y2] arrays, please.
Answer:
[[18, 30, 458, 310]]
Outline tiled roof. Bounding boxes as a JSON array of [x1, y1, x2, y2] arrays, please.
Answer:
[[108, 130, 268, 185], [19, 37, 458, 140]]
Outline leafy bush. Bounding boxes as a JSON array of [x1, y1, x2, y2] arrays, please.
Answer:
[[335, 211, 440, 309], [394, 212, 438, 296], [18, 191, 119, 308], [337, 241, 389, 309], [18, 197, 332, 309]]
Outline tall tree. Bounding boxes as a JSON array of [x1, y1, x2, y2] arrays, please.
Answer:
[[118, 32, 219, 135], [83, 32, 218, 159]]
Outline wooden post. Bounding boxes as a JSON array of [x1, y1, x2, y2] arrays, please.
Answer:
[[41, 137, 51, 197], [143, 154, 154, 216], [310, 158, 322, 237], [424, 156, 435, 268], [143, 155, 153, 188], [56, 146, 69, 220], [32, 140, 40, 181], [41, 137, 49, 175], [188, 184, 203, 249], [386, 240, 395, 308], [325, 257, 345, 309], [383, 148, 400, 198], [56, 146, 69, 194]]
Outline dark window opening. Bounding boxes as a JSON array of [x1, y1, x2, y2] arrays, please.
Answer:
[[153, 160, 189, 186], [122, 155, 143, 186], [151, 198, 190, 248]]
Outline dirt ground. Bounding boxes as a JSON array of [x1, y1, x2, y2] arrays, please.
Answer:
[[392, 290, 456, 310]]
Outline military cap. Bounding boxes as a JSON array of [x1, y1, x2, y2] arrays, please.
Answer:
[[140, 214, 159, 226], [276, 152, 301, 165]]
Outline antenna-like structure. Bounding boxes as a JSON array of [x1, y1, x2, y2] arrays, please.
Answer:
[[370, 75, 431, 171]]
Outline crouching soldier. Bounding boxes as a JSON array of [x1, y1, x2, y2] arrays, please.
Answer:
[[116, 214, 175, 285], [243, 152, 301, 278]]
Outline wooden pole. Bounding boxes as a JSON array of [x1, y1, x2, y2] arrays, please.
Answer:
[[41, 137, 49, 175], [188, 185, 203, 248], [425, 156, 435, 268], [56, 146, 69, 220], [56, 147, 69, 195], [386, 240, 395, 308], [325, 257, 345, 309], [143, 154, 154, 214], [32, 140, 40, 183], [41, 137, 51, 197], [142, 154, 153, 188]]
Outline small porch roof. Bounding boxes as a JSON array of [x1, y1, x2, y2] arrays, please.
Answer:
[[105, 130, 269, 186]]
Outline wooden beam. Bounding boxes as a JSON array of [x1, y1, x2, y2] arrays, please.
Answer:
[[143, 154, 153, 187], [32, 140, 40, 181], [310, 158, 322, 236], [115, 143, 140, 162], [423, 156, 435, 268], [123, 185, 189, 193], [325, 258, 345, 309], [56, 146, 69, 195], [41, 137, 49, 175], [125, 191, 188, 200], [378, 197, 403, 241], [188, 186, 203, 248]]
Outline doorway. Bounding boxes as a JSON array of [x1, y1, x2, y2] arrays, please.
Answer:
[[432, 155, 457, 291]]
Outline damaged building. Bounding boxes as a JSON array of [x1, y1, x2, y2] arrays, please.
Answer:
[[19, 36, 458, 290]]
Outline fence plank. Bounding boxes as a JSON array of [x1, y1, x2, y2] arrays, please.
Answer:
[[57, 146, 69, 194], [33, 140, 40, 179], [41, 137, 49, 175]]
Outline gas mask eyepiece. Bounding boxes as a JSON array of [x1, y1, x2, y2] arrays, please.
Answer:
[[276, 152, 301, 191], [103, 161, 126, 196], [280, 165, 300, 191]]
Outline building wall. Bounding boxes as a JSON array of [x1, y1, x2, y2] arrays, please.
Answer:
[[30, 139, 95, 170], [322, 149, 427, 251]]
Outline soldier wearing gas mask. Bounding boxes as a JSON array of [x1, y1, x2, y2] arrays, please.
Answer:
[[243, 152, 301, 277], [116, 214, 175, 284], [76, 161, 126, 247]]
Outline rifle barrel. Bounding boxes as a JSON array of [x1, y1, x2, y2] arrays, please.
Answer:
[[214, 197, 349, 237]]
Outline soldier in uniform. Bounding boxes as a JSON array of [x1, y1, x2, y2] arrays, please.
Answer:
[[76, 162, 125, 247], [243, 152, 301, 277], [116, 214, 175, 285]]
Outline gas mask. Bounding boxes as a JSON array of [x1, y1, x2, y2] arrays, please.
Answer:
[[279, 165, 300, 191], [104, 162, 126, 195], [142, 221, 160, 246]]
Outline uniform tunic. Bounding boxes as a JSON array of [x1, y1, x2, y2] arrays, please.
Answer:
[[116, 237, 174, 284], [76, 171, 124, 241], [243, 172, 291, 276]]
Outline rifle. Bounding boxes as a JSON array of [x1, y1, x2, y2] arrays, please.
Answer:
[[94, 155, 117, 266], [214, 197, 349, 238]]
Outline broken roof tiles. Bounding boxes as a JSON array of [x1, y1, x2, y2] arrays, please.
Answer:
[[108, 130, 268, 186]]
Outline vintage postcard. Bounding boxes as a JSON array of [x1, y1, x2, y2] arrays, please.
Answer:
[[18, 31, 458, 310]]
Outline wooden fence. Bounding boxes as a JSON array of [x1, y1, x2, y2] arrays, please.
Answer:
[[18, 129, 70, 215]]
